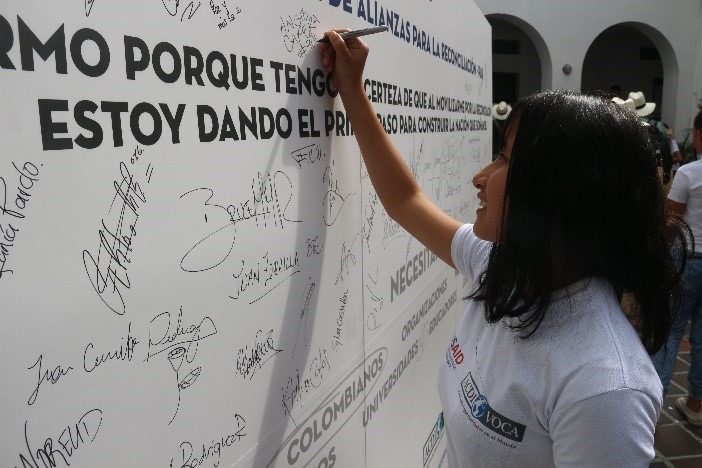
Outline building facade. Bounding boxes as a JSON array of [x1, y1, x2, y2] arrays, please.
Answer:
[[475, 0, 702, 139]]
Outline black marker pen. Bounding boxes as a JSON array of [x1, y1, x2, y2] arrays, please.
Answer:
[[318, 26, 389, 43]]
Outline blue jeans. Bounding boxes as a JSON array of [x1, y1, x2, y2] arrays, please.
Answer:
[[653, 254, 702, 399]]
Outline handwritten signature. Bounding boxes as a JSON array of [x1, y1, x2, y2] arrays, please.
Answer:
[[382, 209, 405, 248], [234, 330, 282, 380], [331, 290, 348, 351], [26, 355, 73, 406], [363, 193, 379, 253], [290, 144, 326, 169], [171, 415, 246, 468], [179, 171, 300, 273], [335, 233, 359, 285], [16, 408, 103, 468], [292, 277, 316, 359], [213, 0, 242, 30], [230, 250, 301, 304], [366, 267, 384, 332], [146, 307, 217, 424], [429, 136, 466, 201], [84, 0, 96, 17], [83, 159, 151, 315], [323, 163, 356, 226], [281, 347, 331, 425], [161, 0, 202, 22], [83, 322, 139, 373], [281, 9, 319, 57], [305, 235, 323, 257], [1, 161, 41, 279]]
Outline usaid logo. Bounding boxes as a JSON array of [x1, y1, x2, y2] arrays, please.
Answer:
[[461, 373, 526, 443], [445, 336, 464, 369]]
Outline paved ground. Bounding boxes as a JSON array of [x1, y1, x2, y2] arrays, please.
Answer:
[[651, 323, 702, 467]]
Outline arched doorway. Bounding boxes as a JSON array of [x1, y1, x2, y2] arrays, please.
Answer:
[[486, 14, 551, 104], [582, 23, 678, 125], [486, 15, 551, 158]]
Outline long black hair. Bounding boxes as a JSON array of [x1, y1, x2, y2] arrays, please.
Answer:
[[469, 89, 689, 354]]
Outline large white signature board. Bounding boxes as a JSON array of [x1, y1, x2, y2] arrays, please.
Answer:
[[0, 1, 491, 466]]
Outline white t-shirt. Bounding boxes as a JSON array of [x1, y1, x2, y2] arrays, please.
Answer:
[[668, 159, 702, 252], [438, 224, 661, 467]]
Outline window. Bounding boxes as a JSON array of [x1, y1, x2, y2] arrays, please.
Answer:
[[493, 39, 521, 55]]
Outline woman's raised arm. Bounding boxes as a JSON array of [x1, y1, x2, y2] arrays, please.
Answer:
[[319, 31, 462, 268]]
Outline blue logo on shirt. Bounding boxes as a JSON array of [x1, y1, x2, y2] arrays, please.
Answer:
[[461, 373, 526, 443]]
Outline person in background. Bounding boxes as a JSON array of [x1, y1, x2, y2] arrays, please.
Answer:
[[653, 110, 702, 426], [320, 30, 688, 467], [627, 91, 674, 185], [612, 96, 636, 113], [668, 128, 683, 177], [628, 91, 656, 118], [492, 101, 512, 121], [491, 101, 511, 161]]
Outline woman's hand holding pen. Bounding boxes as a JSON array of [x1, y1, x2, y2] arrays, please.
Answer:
[[319, 30, 369, 98]]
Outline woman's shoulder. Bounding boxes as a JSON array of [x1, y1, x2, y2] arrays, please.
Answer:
[[539, 279, 662, 404], [451, 223, 492, 278]]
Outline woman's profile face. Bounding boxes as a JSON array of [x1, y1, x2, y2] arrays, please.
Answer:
[[472, 125, 514, 242]]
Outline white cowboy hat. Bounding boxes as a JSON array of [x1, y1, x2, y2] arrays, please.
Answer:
[[491, 101, 512, 120], [611, 96, 636, 114], [626, 91, 656, 116]]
